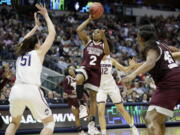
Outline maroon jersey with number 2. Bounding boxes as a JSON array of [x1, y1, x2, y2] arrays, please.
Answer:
[[77, 40, 104, 91]]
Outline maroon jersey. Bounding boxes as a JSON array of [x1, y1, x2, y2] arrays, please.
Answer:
[[144, 41, 180, 89], [62, 75, 76, 98], [81, 40, 104, 69]]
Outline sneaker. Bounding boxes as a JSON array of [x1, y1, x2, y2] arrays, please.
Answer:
[[79, 105, 88, 119], [132, 126, 139, 135], [78, 130, 87, 135], [88, 121, 100, 135]]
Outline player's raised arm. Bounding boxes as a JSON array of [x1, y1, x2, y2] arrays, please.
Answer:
[[122, 49, 159, 83], [101, 30, 110, 55], [23, 13, 40, 40], [172, 52, 180, 60], [76, 16, 92, 45], [36, 4, 56, 56]]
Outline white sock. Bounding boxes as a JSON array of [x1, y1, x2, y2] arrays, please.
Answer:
[[102, 130, 106, 135], [129, 123, 134, 128]]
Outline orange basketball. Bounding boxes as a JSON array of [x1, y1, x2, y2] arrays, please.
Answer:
[[89, 2, 104, 19]]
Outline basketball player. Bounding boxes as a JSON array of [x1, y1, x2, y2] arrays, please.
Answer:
[[97, 55, 139, 135], [122, 25, 180, 135], [5, 4, 56, 135], [62, 65, 88, 135], [76, 15, 110, 135]]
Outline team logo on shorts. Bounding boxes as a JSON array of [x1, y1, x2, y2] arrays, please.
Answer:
[[45, 108, 50, 115]]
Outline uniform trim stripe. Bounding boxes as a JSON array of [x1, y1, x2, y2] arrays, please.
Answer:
[[97, 101, 106, 104], [148, 105, 174, 117], [114, 101, 123, 105], [38, 88, 49, 108], [84, 83, 98, 91], [76, 68, 88, 80]]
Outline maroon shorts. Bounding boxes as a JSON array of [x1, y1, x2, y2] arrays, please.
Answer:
[[150, 88, 180, 111], [67, 98, 79, 108], [76, 66, 101, 91]]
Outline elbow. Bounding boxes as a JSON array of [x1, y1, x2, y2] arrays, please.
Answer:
[[147, 61, 156, 69], [76, 26, 82, 33], [50, 29, 56, 38]]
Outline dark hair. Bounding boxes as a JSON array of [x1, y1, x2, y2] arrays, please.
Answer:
[[107, 38, 113, 53], [138, 25, 157, 42], [16, 34, 38, 56], [65, 65, 76, 76]]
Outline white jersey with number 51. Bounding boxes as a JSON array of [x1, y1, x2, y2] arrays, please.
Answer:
[[15, 50, 42, 85]]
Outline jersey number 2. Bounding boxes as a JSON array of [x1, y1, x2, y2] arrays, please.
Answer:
[[20, 54, 31, 66], [90, 55, 97, 66]]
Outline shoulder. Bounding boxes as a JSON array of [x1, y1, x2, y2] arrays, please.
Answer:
[[143, 40, 160, 57]]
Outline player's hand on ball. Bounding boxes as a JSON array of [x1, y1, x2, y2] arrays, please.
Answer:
[[34, 12, 41, 26], [35, 3, 48, 16], [88, 15, 95, 21]]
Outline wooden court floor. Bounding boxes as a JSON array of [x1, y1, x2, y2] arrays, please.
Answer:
[[32, 127, 180, 135]]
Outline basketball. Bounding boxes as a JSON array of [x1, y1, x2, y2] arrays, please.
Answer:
[[89, 2, 104, 19]]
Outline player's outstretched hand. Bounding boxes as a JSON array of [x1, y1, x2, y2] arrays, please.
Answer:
[[122, 73, 136, 83], [35, 3, 48, 16], [34, 12, 41, 26]]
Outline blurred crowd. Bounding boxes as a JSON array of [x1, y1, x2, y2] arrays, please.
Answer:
[[0, 7, 179, 104]]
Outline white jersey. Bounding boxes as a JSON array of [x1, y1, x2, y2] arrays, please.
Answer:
[[97, 56, 123, 104], [100, 56, 116, 89], [15, 50, 42, 85]]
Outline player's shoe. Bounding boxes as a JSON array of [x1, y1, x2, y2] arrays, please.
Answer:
[[132, 125, 139, 135], [78, 130, 87, 135], [79, 105, 88, 119], [88, 121, 100, 135]]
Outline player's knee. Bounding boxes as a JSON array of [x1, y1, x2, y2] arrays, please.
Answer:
[[116, 104, 125, 113], [90, 91, 97, 100], [76, 74, 84, 85], [44, 120, 55, 131]]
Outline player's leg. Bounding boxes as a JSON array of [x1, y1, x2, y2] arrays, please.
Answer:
[[76, 72, 88, 118], [97, 103, 106, 135], [89, 90, 97, 121], [88, 90, 100, 135], [28, 87, 55, 135], [115, 103, 134, 126], [145, 109, 167, 135], [5, 116, 21, 135], [40, 116, 55, 135], [76, 73, 85, 99], [71, 106, 86, 135], [97, 89, 107, 135], [5, 85, 25, 135], [109, 86, 139, 135]]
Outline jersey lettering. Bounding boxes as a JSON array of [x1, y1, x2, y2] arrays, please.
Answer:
[[164, 51, 177, 69], [101, 67, 108, 74], [20, 54, 31, 66]]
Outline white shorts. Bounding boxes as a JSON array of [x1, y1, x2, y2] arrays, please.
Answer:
[[9, 83, 52, 121], [96, 85, 123, 104]]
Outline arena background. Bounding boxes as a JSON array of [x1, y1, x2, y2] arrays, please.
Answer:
[[0, 0, 180, 134]]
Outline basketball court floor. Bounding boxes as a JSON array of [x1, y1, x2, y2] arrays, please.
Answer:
[[32, 127, 180, 135]]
